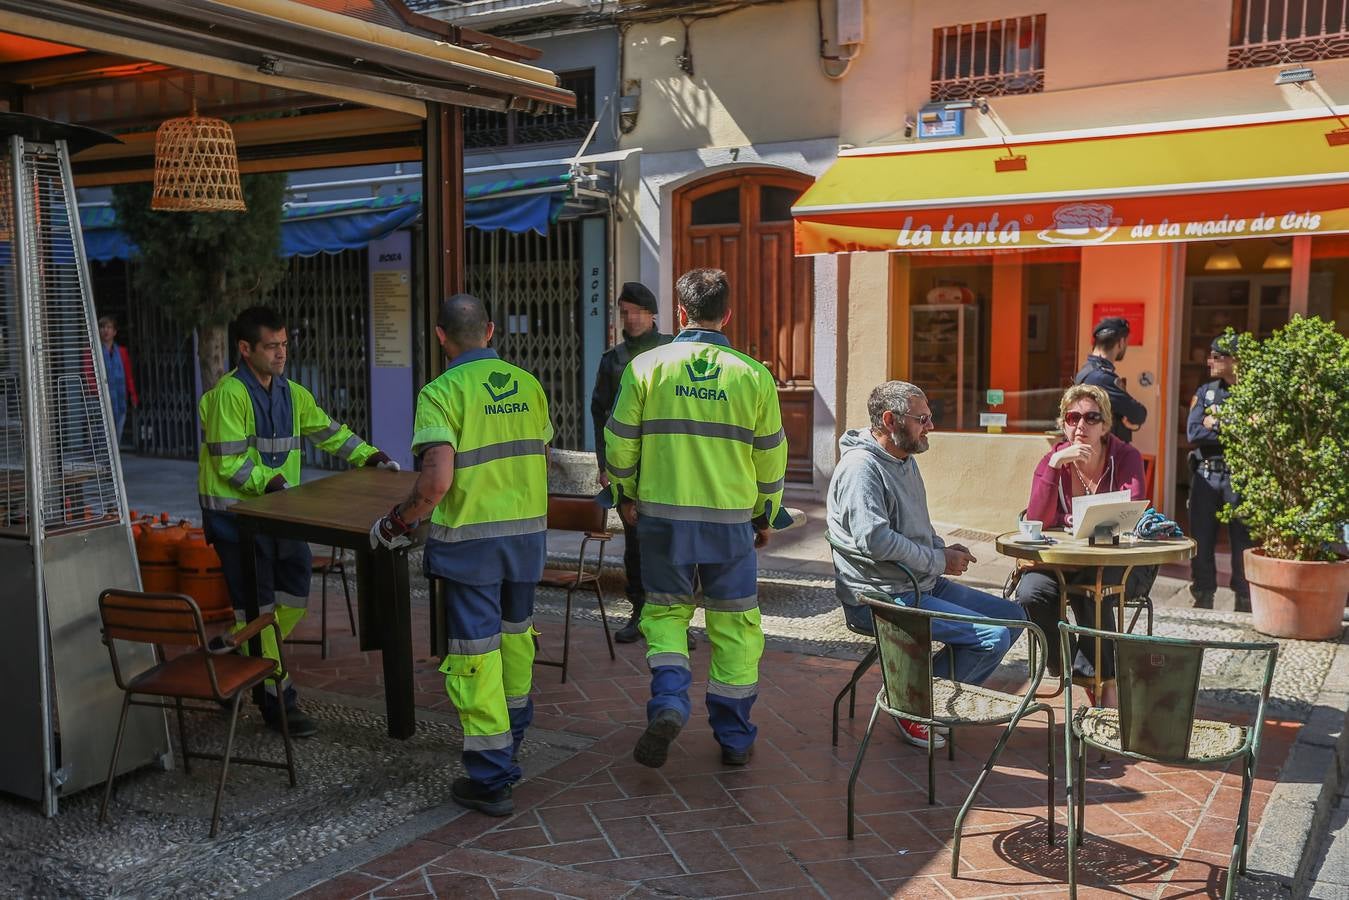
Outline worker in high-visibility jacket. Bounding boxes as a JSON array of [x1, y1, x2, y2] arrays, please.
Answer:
[[605, 267, 790, 769], [371, 293, 551, 818], [200, 305, 398, 738]]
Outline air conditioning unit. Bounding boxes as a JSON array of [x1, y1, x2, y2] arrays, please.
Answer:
[[422, 0, 591, 28]]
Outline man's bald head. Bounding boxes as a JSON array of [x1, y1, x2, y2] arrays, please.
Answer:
[[437, 293, 490, 349]]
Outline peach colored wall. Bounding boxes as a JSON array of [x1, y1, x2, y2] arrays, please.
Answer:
[[923, 432, 1056, 534], [838, 0, 1349, 148], [1078, 244, 1171, 460]]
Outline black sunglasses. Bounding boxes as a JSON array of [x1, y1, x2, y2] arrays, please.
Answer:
[[1064, 410, 1104, 427]]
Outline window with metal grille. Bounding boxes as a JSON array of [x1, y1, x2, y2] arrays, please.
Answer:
[[1229, 0, 1349, 67], [464, 69, 596, 149], [931, 15, 1046, 102]]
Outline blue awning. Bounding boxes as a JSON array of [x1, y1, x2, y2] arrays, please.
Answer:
[[79, 173, 572, 262], [280, 195, 422, 257], [463, 173, 570, 235]]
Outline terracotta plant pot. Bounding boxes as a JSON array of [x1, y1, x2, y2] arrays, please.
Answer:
[[1244, 548, 1349, 641]]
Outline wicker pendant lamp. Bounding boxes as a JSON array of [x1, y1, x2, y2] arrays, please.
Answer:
[[151, 100, 246, 212]]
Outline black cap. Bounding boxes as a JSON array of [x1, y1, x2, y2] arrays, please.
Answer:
[[1210, 333, 1237, 357], [617, 282, 658, 314], [1092, 316, 1130, 342]]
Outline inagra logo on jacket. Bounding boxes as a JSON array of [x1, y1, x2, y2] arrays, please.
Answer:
[[678, 358, 728, 401], [483, 370, 530, 414]]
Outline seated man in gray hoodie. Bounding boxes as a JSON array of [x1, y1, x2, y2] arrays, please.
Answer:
[[826, 380, 1026, 750]]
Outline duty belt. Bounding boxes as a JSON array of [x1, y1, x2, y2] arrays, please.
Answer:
[[1198, 457, 1229, 474]]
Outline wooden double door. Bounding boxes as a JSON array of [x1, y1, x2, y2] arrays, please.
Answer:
[[674, 168, 815, 483]]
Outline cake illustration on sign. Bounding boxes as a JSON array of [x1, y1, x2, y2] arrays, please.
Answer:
[[1038, 202, 1120, 244]]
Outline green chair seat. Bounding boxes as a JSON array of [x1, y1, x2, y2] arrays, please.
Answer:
[[1074, 707, 1248, 763], [932, 678, 1031, 725]]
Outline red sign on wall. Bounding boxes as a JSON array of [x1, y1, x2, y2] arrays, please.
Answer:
[[1091, 301, 1146, 345]]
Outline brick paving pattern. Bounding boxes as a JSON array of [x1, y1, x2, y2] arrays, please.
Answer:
[[282, 597, 1297, 900]]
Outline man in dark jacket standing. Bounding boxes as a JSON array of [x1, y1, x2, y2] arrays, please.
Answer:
[[1074, 316, 1148, 443], [590, 282, 676, 643]]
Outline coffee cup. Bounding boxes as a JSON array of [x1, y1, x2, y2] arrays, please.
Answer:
[[1018, 519, 1043, 541]]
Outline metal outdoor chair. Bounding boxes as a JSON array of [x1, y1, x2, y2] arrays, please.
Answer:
[[1060, 623, 1278, 900], [535, 494, 616, 683], [285, 546, 354, 659], [97, 589, 298, 838], [847, 592, 1056, 877], [825, 531, 922, 747]]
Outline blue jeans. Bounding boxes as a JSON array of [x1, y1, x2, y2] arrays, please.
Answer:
[[844, 578, 1026, 685]]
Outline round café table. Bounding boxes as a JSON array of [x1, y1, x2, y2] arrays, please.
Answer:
[[995, 530, 1196, 703]]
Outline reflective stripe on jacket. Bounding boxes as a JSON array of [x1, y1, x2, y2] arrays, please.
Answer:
[[198, 367, 377, 510], [413, 348, 553, 543], [603, 328, 787, 527]]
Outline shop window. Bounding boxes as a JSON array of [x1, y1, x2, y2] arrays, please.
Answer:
[[1229, 0, 1349, 68], [464, 69, 597, 149], [1308, 235, 1349, 336], [690, 188, 740, 226], [906, 251, 1078, 433], [931, 14, 1046, 102]]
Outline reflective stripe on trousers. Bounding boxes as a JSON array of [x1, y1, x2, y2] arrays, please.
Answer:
[[438, 578, 537, 791]]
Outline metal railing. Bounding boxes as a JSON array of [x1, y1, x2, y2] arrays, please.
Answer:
[[931, 15, 1046, 102], [464, 69, 596, 149], [1229, 0, 1349, 67]]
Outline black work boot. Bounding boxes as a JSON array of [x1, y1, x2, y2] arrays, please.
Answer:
[[633, 709, 684, 768], [615, 597, 644, 643], [1190, 586, 1215, 610], [721, 744, 753, 767], [451, 777, 514, 817], [614, 614, 642, 643], [261, 687, 318, 738], [1234, 593, 1252, 614]]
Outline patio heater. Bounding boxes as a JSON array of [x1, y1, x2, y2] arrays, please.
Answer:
[[0, 113, 168, 815]]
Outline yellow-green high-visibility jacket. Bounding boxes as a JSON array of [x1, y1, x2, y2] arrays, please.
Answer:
[[604, 328, 787, 527], [198, 366, 378, 511], [413, 348, 553, 544]]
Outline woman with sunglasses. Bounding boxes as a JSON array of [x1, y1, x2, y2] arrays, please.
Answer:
[[1013, 384, 1154, 707]]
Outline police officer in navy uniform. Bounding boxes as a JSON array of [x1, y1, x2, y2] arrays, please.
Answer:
[[589, 282, 682, 645], [1074, 316, 1148, 443], [1186, 333, 1252, 612]]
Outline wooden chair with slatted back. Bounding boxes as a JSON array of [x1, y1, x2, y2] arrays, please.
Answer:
[[535, 494, 616, 683], [286, 546, 353, 659], [97, 589, 298, 837]]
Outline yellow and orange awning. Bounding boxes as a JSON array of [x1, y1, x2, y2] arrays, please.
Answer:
[[793, 111, 1349, 255]]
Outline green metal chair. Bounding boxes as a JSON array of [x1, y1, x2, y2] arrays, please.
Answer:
[[847, 592, 1056, 877], [1060, 623, 1278, 900], [825, 532, 923, 747]]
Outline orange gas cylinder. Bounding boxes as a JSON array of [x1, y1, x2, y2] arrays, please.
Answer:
[[135, 513, 191, 594], [177, 528, 234, 624]]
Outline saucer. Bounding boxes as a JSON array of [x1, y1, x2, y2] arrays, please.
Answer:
[[1013, 536, 1055, 545]]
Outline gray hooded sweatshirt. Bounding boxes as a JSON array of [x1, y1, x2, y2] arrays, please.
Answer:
[[826, 429, 947, 606]]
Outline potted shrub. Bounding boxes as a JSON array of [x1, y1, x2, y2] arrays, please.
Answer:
[[1218, 316, 1349, 640]]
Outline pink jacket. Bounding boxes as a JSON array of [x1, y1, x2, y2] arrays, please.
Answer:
[[1026, 432, 1146, 529]]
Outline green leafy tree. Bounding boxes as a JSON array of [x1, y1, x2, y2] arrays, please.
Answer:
[[1218, 316, 1349, 561], [111, 173, 288, 390]]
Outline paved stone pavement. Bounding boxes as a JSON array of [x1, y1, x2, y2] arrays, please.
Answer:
[[1305, 782, 1349, 900], [270, 572, 1302, 900], [115, 458, 1330, 898]]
